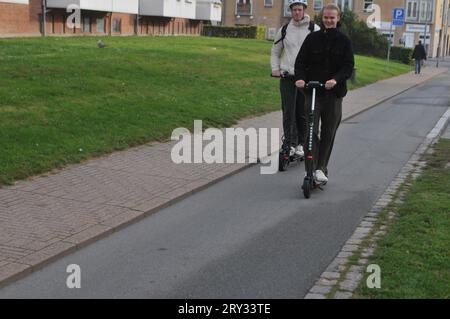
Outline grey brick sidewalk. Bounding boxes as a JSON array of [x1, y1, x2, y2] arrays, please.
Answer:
[[0, 66, 446, 287]]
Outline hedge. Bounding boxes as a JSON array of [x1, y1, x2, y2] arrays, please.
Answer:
[[202, 25, 266, 39], [390, 46, 414, 65]]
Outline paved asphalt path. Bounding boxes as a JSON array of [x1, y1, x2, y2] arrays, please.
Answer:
[[1, 70, 449, 299]]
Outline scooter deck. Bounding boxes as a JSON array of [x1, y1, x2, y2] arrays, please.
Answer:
[[290, 154, 305, 162]]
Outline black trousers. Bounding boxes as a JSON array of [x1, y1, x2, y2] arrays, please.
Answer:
[[305, 93, 343, 175], [280, 77, 306, 147]]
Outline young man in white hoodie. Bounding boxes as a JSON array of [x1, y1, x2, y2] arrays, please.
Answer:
[[271, 0, 319, 159]]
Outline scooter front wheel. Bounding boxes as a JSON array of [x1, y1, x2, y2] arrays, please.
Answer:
[[302, 178, 311, 198]]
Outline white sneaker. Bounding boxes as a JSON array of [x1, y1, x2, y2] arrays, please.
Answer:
[[315, 170, 328, 183], [295, 145, 304, 157], [289, 147, 296, 157]]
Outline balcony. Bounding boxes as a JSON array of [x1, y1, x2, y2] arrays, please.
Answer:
[[46, 0, 139, 14], [139, 0, 197, 19], [196, 0, 222, 21], [112, 0, 139, 14]]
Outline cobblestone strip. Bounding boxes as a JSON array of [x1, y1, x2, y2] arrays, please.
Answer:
[[305, 106, 450, 299]]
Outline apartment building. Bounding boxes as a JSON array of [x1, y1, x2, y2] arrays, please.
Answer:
[[352, 0, 450, 57], [223, 0, 450, 57], [222, 0, 323, 39], [0, 0, 222, 37]]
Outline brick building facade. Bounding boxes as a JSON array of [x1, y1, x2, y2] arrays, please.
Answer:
[[223, 0, 450, 57], [0, 0, 42, 36], [0, 0, 221, 37]]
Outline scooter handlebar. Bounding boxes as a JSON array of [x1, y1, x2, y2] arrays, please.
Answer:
[[270, 71, 294, 79], [305, 81, 324, 89]]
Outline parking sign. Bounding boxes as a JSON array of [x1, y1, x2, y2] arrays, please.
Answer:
[[392, 8, 405, 26]]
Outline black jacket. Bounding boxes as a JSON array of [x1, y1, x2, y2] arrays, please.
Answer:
[[295, 27, 354, 98], [412, 44, 427, 60]]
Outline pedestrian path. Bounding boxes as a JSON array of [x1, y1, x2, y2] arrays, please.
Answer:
[[0, 65, 446, 288]]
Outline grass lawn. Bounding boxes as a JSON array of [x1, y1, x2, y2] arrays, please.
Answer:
[[0, 36, 410, 186], [355, 138, 450, 298]]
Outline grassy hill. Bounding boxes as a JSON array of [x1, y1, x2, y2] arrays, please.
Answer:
[[0, 36, 411, 185]]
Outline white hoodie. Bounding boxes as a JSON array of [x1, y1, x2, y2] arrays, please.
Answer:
[[271, 14, 320, 76]]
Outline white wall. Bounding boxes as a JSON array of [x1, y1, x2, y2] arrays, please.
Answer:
[[196, 1, 211, 20], [196, 0, 222, 21], [47, 0, 80, 9], [80, 0, 112, 12], [47, 0, 138, 14], [112, 0, 138, 14], [139, 0, 164, 16], [164, 0, 196, 19], [210, 0, 222, 21], [0, 0, 29, 3], [139, 0, 196, 19], [47, 0, 204, 19]]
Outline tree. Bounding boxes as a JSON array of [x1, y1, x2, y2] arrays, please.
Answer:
[[314, 7, 388, 59]]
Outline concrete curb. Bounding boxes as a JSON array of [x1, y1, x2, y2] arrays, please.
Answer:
[[305, 106, 450, 299], [0, 68, 447, 290]]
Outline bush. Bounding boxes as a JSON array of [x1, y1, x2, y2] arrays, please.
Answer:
[[256, 25, 267, 40], [202, 25, 263, 39], [390, 46, 413, 65]]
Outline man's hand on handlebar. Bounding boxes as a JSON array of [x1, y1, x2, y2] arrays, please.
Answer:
[[325, 79, 337, 90], [271, 70, 281, 77], [295, 80, 305, 89]]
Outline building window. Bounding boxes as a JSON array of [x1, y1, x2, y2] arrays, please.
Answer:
[[38, 14, 43, 34], [283, 0, 291, 17], [97, 18, 105, 33], [334, 0, 352, 11], [419, 1, 427, 21], [62, 15, 66, 33], [264, 0, 273, 7], [426, 1, 432, 21], [83, 16, 91, 33], [236, 0, 252, 16], [51, 15, 55, 33], [313, 0, 323, 11], [113, 18, 122, 33], [406, 0, 419, 20], [363, 0, 374, 12]]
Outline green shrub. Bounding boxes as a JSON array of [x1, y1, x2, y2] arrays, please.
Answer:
[[202, 25, 261, 39], [390, 46, 413, 65], [256, 25, 267, 40]]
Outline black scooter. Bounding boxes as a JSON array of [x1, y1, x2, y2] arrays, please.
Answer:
[[302, 81, 326, 198], [271, 72, 304, 172]]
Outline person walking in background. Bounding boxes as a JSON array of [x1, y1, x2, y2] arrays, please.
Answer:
[[412, 41, 427, 74]]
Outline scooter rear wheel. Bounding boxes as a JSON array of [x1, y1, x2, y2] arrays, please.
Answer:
[[279, 152, 289, 172]]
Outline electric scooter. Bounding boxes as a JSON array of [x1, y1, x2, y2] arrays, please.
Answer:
[[302, 81, 326, 198], [271, 72, 305, 172]]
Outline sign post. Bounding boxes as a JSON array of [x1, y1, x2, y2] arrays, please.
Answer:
[[387, 8, 405, 69]]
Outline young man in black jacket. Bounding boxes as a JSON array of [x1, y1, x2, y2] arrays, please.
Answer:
[[295, 3, 354, 183]]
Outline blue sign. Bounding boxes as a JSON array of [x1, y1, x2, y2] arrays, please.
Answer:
[[392, 8, 405, 26]]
